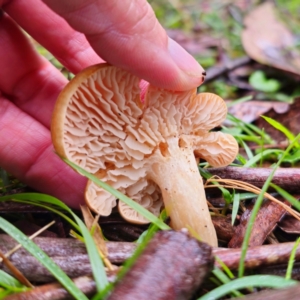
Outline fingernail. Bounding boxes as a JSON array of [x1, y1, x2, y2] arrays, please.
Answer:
[[168, 38, 205, 78]]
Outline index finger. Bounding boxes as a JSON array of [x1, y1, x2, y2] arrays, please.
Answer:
[[43, 0, 205, 91]]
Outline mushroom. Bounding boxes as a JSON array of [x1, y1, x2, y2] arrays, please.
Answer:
[[52, 64, 238, 246]]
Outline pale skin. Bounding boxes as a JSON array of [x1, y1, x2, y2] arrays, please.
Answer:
[[0, 0, 205, 208]]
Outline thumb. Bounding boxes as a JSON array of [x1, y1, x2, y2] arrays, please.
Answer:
[[43, 0, 205, 91]]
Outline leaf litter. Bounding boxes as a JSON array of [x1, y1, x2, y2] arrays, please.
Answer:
[[1, 0, 300, 299]]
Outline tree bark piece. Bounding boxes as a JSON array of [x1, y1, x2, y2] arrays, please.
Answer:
[[107, 230, 214, 300], [228, 200, 288, 248], [206, 167, 300, 192]]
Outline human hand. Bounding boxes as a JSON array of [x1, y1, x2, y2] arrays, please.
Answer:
[[0, 0, 204, 208]]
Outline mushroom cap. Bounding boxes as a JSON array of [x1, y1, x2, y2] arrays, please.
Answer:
[[51, 63, 238, 223]]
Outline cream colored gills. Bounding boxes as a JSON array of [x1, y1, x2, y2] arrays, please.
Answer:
[[51, 63, 238, 247]]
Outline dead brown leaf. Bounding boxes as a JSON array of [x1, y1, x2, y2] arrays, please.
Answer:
[[278, 214, 300, 235], [226, 100, 290, 123], [242, 2, 300, 76]]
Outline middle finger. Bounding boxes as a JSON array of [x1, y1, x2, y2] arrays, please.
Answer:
[[0, 12, 69, 129]]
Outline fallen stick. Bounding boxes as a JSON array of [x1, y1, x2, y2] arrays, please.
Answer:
[[206, 167, 300, 192], [205, 56, 251, 82], [1, 235, 300, 282], [0, 234, 134, 282], [214, 242, 300, 270]]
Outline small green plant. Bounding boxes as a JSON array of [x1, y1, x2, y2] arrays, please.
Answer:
[[248, 71, 295, 103], [249, 70, 281, 93]]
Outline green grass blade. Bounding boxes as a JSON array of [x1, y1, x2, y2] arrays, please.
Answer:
[[63, 158, 170, 231], [244, 149, 284, 167], [211, 267, 243, 298], [0, 217, 88, 300], [95, 212, 168, 298], [0, 290, 11, 298], [236, 153, 248, 165], [117, 224, 158, 281], [199, 168, 233, 211], [261, 116, 299, 147], [231, 192, 240, 225], [286, 237, 300, 280], [93, 222, 160, 300], [240, 139, 254, 161], [246, 122, 272, 141], [71, 213, 109, 292], [214, 257, 235, 280], [198, 275, 297, 300], [227, 114, 273, 144], [226, 95, 253, 108], [239, 193, 256, 200], [283, 148, 300, 165], [0, 270, 27, 292], [230, 134, 267, 145], [0, 194, 80, 232], [270, 184, 300, 211], [238, 134, 300, 278], [0, 193, 70, 210]]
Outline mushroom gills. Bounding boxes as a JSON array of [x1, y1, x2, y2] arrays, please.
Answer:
[[51, 63, 238, 247]]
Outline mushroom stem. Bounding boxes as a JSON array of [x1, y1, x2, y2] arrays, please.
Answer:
[[149, 137, 218, 247]]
